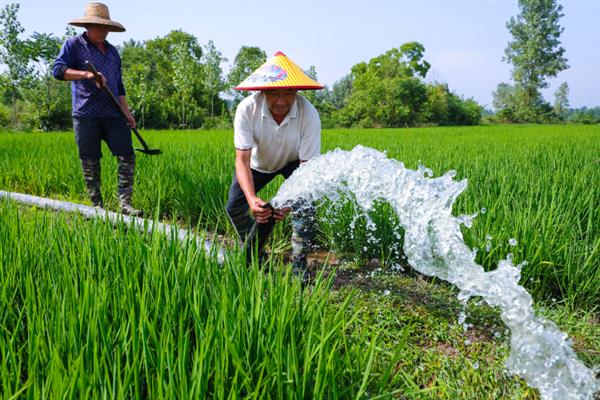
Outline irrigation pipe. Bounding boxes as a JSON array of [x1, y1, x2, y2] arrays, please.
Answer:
[[0, 190, 225, 264]]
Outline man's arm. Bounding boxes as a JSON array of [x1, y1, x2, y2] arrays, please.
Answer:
[[61, 68, 92, 81], [118, 95, 136, 128], [52, 40, 105, 84], [235, 149, 273, 223], [58, 68, 108, 86], [53, 41, 108, 86]]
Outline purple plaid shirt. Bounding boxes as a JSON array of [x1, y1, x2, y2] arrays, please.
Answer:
[[53, 33, 126, 118]]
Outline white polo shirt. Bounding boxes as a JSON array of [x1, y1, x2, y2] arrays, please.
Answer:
[[233, 92, 321, 173]]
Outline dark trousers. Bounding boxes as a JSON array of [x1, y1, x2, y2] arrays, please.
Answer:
[[225, 160, 314, 263], [73, 116, 133, 159]]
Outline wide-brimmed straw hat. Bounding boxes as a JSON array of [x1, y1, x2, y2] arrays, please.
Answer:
[[68, 2, 125, 32], [235, 51, 323, 91]]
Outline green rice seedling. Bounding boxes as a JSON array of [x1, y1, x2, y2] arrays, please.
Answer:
[[316, 197, 405, 264], [0, 200, 430, 398], [320, 125, 600, 308], [1, 199, 598, 398], [1, 124, 598, 308]]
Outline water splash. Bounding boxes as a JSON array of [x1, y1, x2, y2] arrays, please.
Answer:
[[272, 146, 599, 400]]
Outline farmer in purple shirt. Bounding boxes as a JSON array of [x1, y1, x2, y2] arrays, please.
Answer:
[[53, 2, 140, 215]]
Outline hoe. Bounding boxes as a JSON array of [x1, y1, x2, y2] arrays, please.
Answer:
[[85, 61, 161, 155]]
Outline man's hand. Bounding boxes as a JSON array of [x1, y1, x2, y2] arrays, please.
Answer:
[[125, 111, 137, 128], [249, 197, 273, 224], [87, 70, 107, 88], [273, 207, 291, 221]]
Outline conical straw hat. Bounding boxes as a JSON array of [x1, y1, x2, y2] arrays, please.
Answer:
[[69, 2, 125, 33], [235, 51, 323, 91]]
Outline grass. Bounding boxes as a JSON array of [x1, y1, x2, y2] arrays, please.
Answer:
[[318, 125, 600, 307], [1, 125, 598, 307], [0, 202, 387, 398], [2, 201, 597, 398], [0, 124, 598, 398]]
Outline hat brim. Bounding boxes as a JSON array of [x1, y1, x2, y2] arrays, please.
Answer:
[[234, 84, 324, 91], [69, 17, 125, 32]]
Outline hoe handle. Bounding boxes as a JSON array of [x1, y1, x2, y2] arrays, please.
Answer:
[[85, 61, 151, 151]]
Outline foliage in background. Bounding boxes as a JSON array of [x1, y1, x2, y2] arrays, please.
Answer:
[[1, 3, 596, 130], [21, 32, 72, 130], [496, 0, 569, 123], [202, 40, 227, 118], [324, 43, 482, 128], [566, 106, 600, 124], [553, 82, 569, 120], [0, 3, 32, 127], [0, 4, 487, 131], [226, 45, 266, 106], [334, 42, 431, 128]]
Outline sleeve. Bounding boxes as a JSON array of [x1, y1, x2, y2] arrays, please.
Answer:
[[117, 54, 126, 96], [52, 39, 74, 80], [298, 101, 321, 161], [233, 104, 255, 150]]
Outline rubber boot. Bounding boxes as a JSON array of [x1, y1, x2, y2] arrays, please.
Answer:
[[117, 155, 141, 216], [81, 158, 103, 207]]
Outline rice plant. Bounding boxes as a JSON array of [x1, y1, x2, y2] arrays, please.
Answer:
[[1, 124, 598, 307]]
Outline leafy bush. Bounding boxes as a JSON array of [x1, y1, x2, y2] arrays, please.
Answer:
[[0, 103, 10, 128]]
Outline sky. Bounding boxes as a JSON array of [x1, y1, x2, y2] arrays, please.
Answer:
[[7, 0, 600, 108]]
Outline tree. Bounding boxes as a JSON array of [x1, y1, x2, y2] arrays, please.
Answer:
[[121, 40, 154, 128], [300, 65, 320, 106], [329, 74, 353, 110], [567, 106, 600, 124], [145, 30, 205, 128], [492, 82, 516, 112], [122, 61, 153, 128], [298, 66, 335, 127], [423, 83, 482, 126], [172, 43, 199, 128], [492, 82, 518, 122], [21, 32, 72, 130], [0, 3, 33, 127], [227, 46, 266, 104], [202, 40, 227, 118], [553, 82, 569, 121], [337, 43, 430, 128], [503, 0, 568, 121]]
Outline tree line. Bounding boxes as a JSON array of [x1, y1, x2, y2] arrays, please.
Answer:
[[0, 3, 480, 131], [1, 1, 597, 131]]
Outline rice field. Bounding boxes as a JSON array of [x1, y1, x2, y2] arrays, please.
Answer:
[[0, 125, 599, 398]]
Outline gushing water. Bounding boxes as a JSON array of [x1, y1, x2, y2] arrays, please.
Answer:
[[271, 146, 599, 400]]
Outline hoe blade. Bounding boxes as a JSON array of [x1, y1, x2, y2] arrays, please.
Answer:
[[135, 147, 162, 155]]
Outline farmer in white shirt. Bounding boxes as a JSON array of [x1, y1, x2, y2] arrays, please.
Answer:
[[226, 51, 323, 275]]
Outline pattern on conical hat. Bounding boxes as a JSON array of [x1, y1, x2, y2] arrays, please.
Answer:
[[235, 51, 323, 91]]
